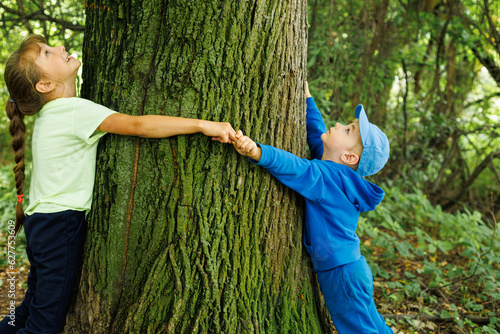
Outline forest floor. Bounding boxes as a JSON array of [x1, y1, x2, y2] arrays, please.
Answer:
[[0, 226, 497, 333], [0, 239, 29, 326], [363, 228, 499, 334]]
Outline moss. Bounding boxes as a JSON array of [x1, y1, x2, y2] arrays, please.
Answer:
[[65, 0, 323, 333]]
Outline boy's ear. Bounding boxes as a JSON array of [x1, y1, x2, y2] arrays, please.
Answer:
[[35, 80, 55, 94], [340, 152, 360, 166]]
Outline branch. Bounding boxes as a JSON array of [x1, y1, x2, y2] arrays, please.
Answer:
[[489, 163, 500, 186], [459, 9, 500, 86], [15, 0, 33, 33], [397, 0, 407, 9], [459, 124, 500, 136], [460, 9, 499, 54], [432, 128, 499, 200], [445, 150, 500, 206], [0, 4, 84, 31], [402, 59, 409, 164], [430, 135, 459, 194], [471, 46, 500, 86], [464, 92, 500, 109], [483, 0, 500, 54], [429, 17, 451, 97], [414, 36, 434, 94], [25, 11, 84, 31]]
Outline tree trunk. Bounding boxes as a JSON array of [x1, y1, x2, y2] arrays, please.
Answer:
[[64, 0, 329, 333]]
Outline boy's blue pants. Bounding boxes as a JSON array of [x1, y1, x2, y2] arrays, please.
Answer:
[[316, 256, 393, 334], [0, 210, 86, 334]]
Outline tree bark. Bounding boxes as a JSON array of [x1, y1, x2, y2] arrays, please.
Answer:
[[64, 0, 328, 333]]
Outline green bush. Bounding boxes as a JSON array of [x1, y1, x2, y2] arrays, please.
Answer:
[[359, 184, 499, 332]]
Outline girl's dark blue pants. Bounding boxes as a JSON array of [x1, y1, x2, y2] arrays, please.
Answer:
[[0, 210, 86, 334], [316, 256, 394, 334]]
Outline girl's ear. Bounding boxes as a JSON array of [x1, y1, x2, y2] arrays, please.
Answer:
[[341, 152, 360, 166], [35, 80, 55, 94]]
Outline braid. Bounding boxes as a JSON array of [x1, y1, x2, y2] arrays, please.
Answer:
[[4, 35, 47, 235], [6, 102, 27, 234]]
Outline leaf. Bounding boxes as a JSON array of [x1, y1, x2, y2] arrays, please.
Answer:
[[404, 271, 416, 278], [423, 262, 437, 274], [440, 309, 452, 319], [437, 240, 455, 253], [396, 241, 413, 258], [461, 247, 476, 258], [429, 280, 441, 288]]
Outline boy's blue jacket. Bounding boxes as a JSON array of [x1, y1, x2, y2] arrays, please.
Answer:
[[253, 97, 385, 272]]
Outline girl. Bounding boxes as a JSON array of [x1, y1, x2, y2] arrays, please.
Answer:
[[0, 35, 236, 333]]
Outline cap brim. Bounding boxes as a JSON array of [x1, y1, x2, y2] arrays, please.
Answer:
[[355, 105, 369, 147]]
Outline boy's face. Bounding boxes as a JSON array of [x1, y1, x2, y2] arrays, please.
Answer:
[[35, 43, 81, 84], [321, 119, 362, 157]]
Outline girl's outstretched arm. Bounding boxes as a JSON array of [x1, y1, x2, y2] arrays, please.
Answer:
[[98, 113, 236, 143]]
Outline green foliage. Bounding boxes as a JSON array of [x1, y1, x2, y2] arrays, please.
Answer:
[[307, 0, 500, 219], [359, 184, 499, 332]]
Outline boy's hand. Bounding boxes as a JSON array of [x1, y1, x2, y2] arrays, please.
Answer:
[[233, 130, 262, 161], [201, 121, 236, 144], [305, 81, 312, 98]]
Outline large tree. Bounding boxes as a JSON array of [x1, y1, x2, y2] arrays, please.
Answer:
[[64, 0, 330, 333]]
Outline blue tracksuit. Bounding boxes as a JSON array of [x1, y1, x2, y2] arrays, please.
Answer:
[[251, 97, 393, 333]]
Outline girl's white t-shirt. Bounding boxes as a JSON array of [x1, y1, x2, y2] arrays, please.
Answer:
[[25, 97, 117, 216]]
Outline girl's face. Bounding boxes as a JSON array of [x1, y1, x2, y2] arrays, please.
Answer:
[[34, 43, 81, 85]]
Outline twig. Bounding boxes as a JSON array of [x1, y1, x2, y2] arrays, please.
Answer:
[[437, 288, 449, 304]]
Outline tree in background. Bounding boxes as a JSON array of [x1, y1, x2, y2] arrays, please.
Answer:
[[62, 0, 331, 332]]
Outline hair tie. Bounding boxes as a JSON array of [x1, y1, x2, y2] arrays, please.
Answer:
[[8, 97, 16, 103], [17, 194, 24, 203]]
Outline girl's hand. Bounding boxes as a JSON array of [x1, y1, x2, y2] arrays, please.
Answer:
[[201, 121, 236, 144], [233, 130, 262, 161], [305, 81, 312, 98]]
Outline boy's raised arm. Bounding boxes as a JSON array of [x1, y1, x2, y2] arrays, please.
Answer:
[[305, 83, 326, 159]]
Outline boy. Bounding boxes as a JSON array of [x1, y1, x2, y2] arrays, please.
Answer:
[[233, 83, 393, 334]]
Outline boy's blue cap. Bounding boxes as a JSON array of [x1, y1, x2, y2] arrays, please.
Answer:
[[355, 105, 390, 177]]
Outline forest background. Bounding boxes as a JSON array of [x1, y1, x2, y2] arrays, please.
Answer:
[[0, 0, 498, 333]]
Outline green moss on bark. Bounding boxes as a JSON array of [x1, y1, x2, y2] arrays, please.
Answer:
[[64, 0, 327, 333]]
